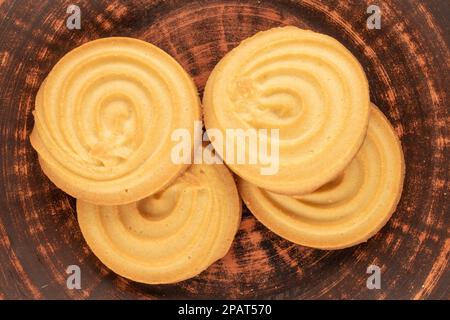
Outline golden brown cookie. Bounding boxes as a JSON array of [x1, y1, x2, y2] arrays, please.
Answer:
[[77, 161, 241, 284], [203, 26, 370, 195], [30, 37, 201, 205], [239, 104, 405, 249]]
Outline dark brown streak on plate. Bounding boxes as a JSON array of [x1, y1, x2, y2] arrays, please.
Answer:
[[0, 0, 448, 299]]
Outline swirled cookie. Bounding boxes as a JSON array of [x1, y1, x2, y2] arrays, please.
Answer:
[[30, 37, 201, 205], [203, 26, 370, 195], [77, 161, 241, 284], [238, 104, 405, 249]]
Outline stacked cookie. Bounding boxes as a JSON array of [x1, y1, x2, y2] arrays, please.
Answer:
[[30, 37, 241, 284], [31, 27, 404, 284], [31, 38, 201, 204], [78, 162, 241, 284], [204, 27, 405, 250]]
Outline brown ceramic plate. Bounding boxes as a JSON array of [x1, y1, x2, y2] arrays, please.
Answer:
[[0, 0, 448, 299]]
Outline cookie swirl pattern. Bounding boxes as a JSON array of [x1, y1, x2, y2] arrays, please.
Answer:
[[239, 105, 405, 249], [77, 162, 241, 284], [31, 37, 201, 205], [204, 26, 370, 195]]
